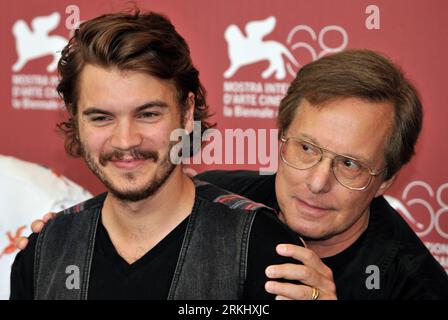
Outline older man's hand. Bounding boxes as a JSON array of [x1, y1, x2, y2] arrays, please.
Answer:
[[15, 212, 56, 250], [265, 244, 337, 300]]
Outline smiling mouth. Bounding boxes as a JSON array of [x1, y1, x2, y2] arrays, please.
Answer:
[[110, 159, 148, 169], [99, 149, 159, 167]]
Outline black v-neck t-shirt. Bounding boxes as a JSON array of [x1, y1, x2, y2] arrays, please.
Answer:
[[89, 218, 187, 299]]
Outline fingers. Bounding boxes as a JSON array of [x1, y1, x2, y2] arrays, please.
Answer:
[[15, 212, 56, 251], [275, 244, 334, 280], [266, 244, 338, 300], [266, 280, 335, 300], [30, 211, 55, 233], [15, 237, 29, 251], [43, 212, 56, 222], [266, 263, 333, 290], [266, 281, 316, 300], [31, 220, 46, 233]]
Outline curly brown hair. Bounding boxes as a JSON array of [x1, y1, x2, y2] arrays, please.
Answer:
[[56, 10, 214, 157]]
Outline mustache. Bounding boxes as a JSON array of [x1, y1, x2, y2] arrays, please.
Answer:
[[99, 148, 158, 166]]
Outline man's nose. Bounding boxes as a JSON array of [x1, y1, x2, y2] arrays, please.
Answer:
[[306, 157, 333, 194], [110, 120, 142, 150]]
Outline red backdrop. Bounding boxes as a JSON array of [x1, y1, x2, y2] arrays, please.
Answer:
[[1, 0, 447, 272]]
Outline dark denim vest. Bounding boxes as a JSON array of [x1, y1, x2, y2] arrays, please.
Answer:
[[34, 181, 272, 300]]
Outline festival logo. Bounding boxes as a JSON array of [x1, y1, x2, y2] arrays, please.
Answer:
[[224, 16, 298, 80], [222, 16, 348, 119], [10, 11, 70, 110], [385, 181, 448, 271], [12, 12, 67, 72]]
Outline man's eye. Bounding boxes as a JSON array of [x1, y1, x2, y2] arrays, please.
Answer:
[[138, 112, 160, 119], [90, 116, 111, 122], [302, 144, 311, 152], [299, 142, 317, 154], [341, 158, 361, 170]]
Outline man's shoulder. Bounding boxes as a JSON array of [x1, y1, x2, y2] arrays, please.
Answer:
[[368, 196, 448, 298], [195, 170, 277, 207], [56, 192, 106, 215], [40, 193, 105, 242], [47, 192, 105, 224], [10, 231, 38, 299], [370, 196, 433, 253], [194, 179, 274, 213], [194, 180, 302, 246], [9, 195, 106, 300], [367, 196, 438, 262], [196, 170, 273, 189], [252, 207, 303, 246]]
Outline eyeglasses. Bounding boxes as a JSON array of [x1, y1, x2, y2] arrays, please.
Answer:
[[280, 136, 387, 191]]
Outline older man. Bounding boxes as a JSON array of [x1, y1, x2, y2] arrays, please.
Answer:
[[199, 50, 448, 299]]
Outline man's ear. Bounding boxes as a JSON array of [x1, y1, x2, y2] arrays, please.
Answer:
[[184, 92, 195, 134], [375, 174, 396, 197]]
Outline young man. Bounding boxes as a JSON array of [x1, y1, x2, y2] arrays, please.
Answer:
[[9, 10, 303, 300], [199, 50, 448, 299]]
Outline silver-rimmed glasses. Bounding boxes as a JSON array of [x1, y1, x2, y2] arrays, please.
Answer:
[[280, 136, 387, 191]]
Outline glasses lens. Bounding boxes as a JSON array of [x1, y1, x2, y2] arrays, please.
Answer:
[[333, 156, 371, 189], [282, 139, 321, 169]]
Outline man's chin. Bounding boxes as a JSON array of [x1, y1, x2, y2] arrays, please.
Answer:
[[287, 219, 334, 241], [297, 227, 336, 241], [108, 188, 155, 202], [299, 233, 332, 242], [105, 163, 176, 202]]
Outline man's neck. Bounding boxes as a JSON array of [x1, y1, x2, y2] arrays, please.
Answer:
[[101, 167, 195, 264], [302, 210, 370, 258]]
